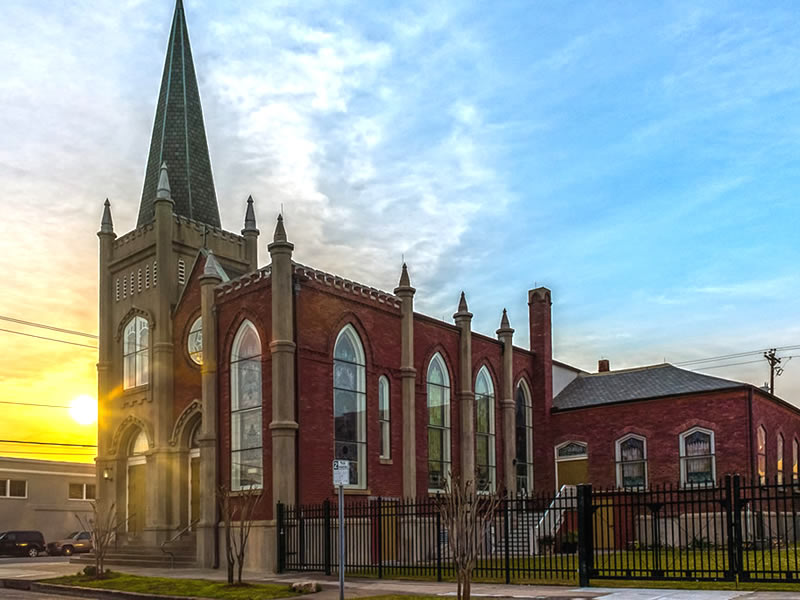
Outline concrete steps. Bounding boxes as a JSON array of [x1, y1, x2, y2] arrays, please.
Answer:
[[70, 535, 197, 569]]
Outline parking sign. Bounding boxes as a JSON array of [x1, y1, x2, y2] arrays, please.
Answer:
[[333, 460, 350, 486]]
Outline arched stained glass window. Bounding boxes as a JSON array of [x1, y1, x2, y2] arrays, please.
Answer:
[[475, 367, 496, 492], [123, 316, 149, 389], [334, 325, 367, 489], [230, 321, 262, 490], [378, 376, 390, 460], [757, 425, 767, 486], [680, 427, 715, 486], [616, 434, 647, 489], [777, 433, 785, 485], [427, 353, 451, 491], [515, 380, 533, 494]]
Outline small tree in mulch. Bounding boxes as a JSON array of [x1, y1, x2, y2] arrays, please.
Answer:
[[76, 502, 128, 579], [217, 484, 264, 585], [437, 476, 502, 600]]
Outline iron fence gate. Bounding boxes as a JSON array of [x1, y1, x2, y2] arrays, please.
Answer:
[[276, 476, 800, 586]]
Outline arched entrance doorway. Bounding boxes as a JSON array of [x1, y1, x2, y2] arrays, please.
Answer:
[[189, 425, 200, 529], [127, 431, 148, 536]]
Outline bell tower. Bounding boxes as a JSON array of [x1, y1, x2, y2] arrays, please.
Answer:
[[96, 0, 255, 546]]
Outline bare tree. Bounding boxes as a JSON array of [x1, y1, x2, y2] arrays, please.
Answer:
[[217, 484, 264, 585], [437, 477, 502, 600], [76, 502, 128, 579]]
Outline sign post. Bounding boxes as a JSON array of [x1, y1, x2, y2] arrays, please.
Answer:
[[332, 460, 350, 600]]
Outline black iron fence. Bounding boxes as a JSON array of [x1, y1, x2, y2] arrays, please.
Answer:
[[277, 475, 800, 586]]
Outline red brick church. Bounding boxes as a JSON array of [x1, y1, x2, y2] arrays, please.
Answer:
[[94, 0, 800, 571]]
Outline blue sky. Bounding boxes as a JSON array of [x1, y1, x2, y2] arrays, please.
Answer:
[[1, 0, 799, 406]]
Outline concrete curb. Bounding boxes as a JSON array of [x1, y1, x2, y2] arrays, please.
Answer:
[[31, 582, 208, 600]]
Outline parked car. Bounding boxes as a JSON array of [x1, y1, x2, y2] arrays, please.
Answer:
[[0, 530, 46, 557], [47, 531, 93, 556]]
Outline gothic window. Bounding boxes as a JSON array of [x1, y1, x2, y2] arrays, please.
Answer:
[[757, 425, 767, 486], [130, 430, 148, 455], [333, 325, 367, 489], [777, 433, 785, 485], [794, 438, 799, 484], [187, 317, 202, 365], [680, 427, 715, 486], [515, 380, 533, 494], [475, 366, 496, 492], [378, 376, 390, 460], [427, 353, 451, 492], [616, 434, 647, 489], [123, 316, 149, 389], [230, 321, 262, 490], [557, 442, 588, 459]]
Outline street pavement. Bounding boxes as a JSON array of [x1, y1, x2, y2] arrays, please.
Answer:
[[0, 561, 799, 599]]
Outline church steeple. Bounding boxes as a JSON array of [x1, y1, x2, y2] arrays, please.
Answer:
[[137, 0, 221, 228]]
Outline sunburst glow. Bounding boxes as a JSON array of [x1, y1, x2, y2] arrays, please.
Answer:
[[69, 395, 97, 426]]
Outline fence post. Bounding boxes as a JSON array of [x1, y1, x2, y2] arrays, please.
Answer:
[[377, 496, 383, 579], [436, 505, 443, 582], [503, 495, 511, 584], [323, 499, 332, 576], [732, 474, 745, 581], [577, 484, 593, 587], [724, 475, 737, 580], [276, 502, 285, 574]]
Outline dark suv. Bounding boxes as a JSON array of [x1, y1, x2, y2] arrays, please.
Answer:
[[0, 530, 46, 557]]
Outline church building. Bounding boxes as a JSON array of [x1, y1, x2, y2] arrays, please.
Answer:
[[94, 0, 800, 571]]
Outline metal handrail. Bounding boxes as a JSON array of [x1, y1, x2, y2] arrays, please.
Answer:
[[160, 519, 198, 568]]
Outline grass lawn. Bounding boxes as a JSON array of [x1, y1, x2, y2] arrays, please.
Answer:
[[43, 572, 303, 600]]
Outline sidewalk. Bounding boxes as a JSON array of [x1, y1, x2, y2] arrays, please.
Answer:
[[1, 560, 799, 600]]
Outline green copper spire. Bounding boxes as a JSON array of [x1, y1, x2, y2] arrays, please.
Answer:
[[137, 0, 220, 228]]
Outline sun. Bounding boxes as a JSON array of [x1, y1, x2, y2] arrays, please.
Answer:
[[69, 395, 97, 426]]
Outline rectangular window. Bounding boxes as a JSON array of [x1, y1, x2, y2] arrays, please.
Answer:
[[378, 377, 390, 459], [0, 479, 27, 498], [69, 483, 95, 500]]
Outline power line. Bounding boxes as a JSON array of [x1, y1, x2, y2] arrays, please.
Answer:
[[0, 328, 97, 350], [690, 359, 766, 371], [0, 315, 97, 339], [0, 440, 96, 448], [0, 401, 71, 409], [675, 345, 800, 366]]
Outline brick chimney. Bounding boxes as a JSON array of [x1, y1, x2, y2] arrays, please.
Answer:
[[598, 359, 610, 373]]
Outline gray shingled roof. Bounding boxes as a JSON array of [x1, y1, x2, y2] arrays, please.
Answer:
[[137, 0, 221, 228], [553, 363, 745, 410]]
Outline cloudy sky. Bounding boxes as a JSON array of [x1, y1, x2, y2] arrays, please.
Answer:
[[1, 0, 799, 460]]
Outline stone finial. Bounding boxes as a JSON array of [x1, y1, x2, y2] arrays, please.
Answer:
[[496, 308, 514, 337], [399, 263, 410, 287], [243, 195, 258, 233], [156, 162, 172, 202], [202, 250, 222, 280], [458, 291, 469, 313], [273, 214, 287, 243], [100, 198, 114, 234]]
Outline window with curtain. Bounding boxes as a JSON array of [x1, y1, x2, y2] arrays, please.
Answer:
[[515, 380, 533, 494], [333, 325, 367, 489], [616, 435, 647, 488], [680, 428, 715, 486], [757, 426, 767, 486], [777, 433, 785, 485], [427, 353, 451, 492], [378, 376, 390, 460], [123, 316, 149, 389], [230, 321, 262, 490], [475, 367, 496, 493]]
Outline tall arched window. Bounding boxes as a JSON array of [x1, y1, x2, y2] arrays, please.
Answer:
[[123, 316, 149, 389], [230, 321, 262, 490], [378, 376, 391, 460], [515, 380, 533, 494], [777, 433, 785, 485], [333, 325, 367, 489], [757, 425, 767, 486], [616, 434, 647, 489], [475, 366, 496, 492], [427, 353, 451, 492], [794, 438, 799, 485], [680, 427, 715, 486]]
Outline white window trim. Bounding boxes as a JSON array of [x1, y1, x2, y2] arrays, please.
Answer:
[[555, 440, 588, 462], [123, 316, 149, 390], [0, 479, 28, 499], [679, 426, 716, 487], [378, 376, 391, 460], [230, 320, 263, 492], [333, 325, 367, 490], [615, 434, 648, 489], [427, 353, 451, 494], [475, 366, 496, 493]]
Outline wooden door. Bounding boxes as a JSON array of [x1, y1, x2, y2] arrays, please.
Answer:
[[128, 464, 146, 535], [190, 457, 200, 527]]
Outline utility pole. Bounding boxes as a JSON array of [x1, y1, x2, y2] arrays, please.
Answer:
[[764, 349, 782, 395]]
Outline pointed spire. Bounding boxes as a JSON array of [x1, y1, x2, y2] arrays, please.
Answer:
[[137, 0, 220, 227], [500, 308, 510, 329], [156, 162, 172, 201], [458, 291, 469, 313], [202, 249, 222, 279], [100, 199, 114, 234], [243, 195, 258, 232], [399, 263, 410, 287], [273, 214, 287, 243]]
